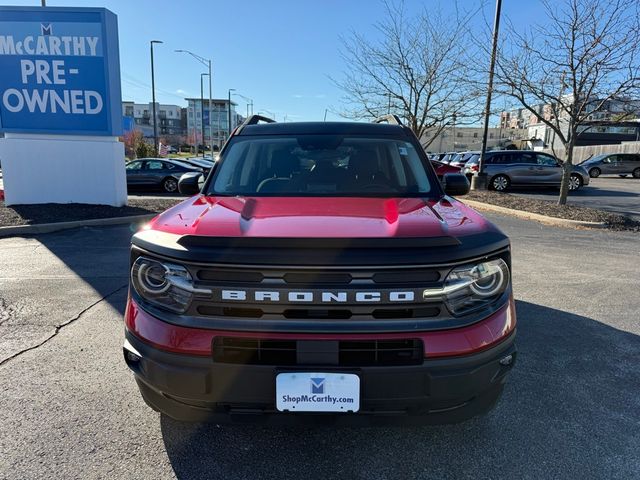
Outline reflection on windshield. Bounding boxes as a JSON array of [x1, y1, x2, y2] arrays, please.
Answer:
[[210, 135, 436, 197]]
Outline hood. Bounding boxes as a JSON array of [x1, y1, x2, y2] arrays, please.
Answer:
[[146, 195, 493, 239]]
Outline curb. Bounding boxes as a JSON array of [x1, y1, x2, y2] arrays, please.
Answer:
[[461, 199, 608, 229], [0, 214, 156, 238]]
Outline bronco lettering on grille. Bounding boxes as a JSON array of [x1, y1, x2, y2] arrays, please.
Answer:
[[220, 290, 415, 303]]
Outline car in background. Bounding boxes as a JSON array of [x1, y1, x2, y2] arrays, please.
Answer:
[[439, 152, 459, 164], [579, 153, 640, 178], [450, 151, 479, 169], [179, 157, 216, 175], [462, 150, 589, 191], [430, 159, 461, 179], [125, 158, 202, 193]]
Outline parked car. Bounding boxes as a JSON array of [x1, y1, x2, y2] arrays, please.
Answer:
[[431, 159, 462, 178], [579, 153, 640, 178], [123, 115, 516, 425], [125, 158, 202, 193], [179, 157, 216, 175], [439, 152, 459, 164], [462, 150, 589, 191], [449, 151, 479, 169]]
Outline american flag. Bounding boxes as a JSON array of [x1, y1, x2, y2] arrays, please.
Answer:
[[158, 143, 169, 157]]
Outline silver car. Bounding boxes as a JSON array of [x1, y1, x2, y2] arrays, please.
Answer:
[[579, 153, 640, 178], [464, 150, 590, 191]]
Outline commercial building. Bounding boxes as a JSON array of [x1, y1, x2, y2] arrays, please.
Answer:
[[122, 101, 186, 140], [185, 98, 244, 149], [500, 97, 640, 150], [423, 126, 528, 152]]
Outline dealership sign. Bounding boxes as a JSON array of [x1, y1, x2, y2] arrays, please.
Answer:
[[0, 6, 122, 136]]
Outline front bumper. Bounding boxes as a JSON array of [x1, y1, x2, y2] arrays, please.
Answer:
[[124, 303, 516, 425]]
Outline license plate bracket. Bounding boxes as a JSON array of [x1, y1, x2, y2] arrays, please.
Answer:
[[276, 372, 360, 413]]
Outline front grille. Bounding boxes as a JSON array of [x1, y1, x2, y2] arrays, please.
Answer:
[[212, 337, 424, 366], [186, 264, 448, 322]]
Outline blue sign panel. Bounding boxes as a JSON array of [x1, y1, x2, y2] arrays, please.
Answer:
[[0, 7, 122, 136]]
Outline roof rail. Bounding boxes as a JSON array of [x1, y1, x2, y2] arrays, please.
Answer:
[[242, 114, 276, 126], [373, 114, 403, 125], [231, 114, 276, 138]]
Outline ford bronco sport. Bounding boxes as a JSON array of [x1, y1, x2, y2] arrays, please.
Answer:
[[123, 115, 516, 424]]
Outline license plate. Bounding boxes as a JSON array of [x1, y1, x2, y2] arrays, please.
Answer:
[[276, 372, 360, 413]]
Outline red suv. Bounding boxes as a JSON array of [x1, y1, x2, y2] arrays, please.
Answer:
[[123, 115, 516, 424]]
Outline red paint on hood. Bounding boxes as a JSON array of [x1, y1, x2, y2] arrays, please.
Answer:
[[147, 195, 490, 238]]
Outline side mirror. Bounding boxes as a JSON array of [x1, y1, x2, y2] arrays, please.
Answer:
[[442, 173, 470, 196], [178, 172, 204, 195]]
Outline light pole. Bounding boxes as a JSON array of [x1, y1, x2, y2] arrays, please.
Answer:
[[200, 73, 209, 157], [452, 113, 457, 151], [472, 0, 503, 191], [175, 50, 213, 149], [227, 88, 236, 142], [150, 40, 163, 156], [233, 93, 253, 120]]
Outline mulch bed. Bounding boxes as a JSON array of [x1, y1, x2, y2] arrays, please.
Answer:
[[0, 198, 183, 227], [465, 191, 640, 231]]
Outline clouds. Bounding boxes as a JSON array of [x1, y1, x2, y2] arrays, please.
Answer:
[[291, 93, 327, 99]]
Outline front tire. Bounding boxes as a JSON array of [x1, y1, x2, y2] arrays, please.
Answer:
[[490, 174, 510, 192], [633, 168, 640, 179], [163, 177, 178, 193], [589, 167, 601, 178], [569, 173, 583, 191]]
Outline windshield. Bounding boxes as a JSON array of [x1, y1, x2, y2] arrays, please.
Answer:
[[208, 135, 437, 196]]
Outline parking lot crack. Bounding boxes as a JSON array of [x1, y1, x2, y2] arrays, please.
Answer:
[[0, 284, 128, 368]]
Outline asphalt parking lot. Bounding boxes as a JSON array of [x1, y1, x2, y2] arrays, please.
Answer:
[[512, 176, 640, 220], [0, 214, 639, 479]]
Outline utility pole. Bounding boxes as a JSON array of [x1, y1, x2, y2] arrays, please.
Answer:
[[452, 113, 457, 151], [150, 40, 163, 156], [471, 0, 502, 190], [227, 89, 236, 143], [200, 73, 208, 157]]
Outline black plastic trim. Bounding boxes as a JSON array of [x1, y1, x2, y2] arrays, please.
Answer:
[[131, 230, 509, 266]]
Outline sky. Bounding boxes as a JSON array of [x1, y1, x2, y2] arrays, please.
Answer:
[[4, 0, 542, 121]]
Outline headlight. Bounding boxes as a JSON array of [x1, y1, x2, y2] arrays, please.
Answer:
[[131, 257, 194, 313], [439, 258, 510, 315]]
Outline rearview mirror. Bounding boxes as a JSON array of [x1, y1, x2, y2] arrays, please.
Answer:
[[178, 172, 204, 195], [442, 173, 470, 196]]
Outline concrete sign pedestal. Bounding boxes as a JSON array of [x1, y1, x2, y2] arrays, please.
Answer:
[[0, 133, 126, 206], [0, 6, 124, 207]]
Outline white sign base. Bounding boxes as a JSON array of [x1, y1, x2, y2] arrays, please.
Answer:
[[0, 133, 127, 207]]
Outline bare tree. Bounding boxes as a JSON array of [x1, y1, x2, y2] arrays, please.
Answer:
[[333, 1, 484, 147], [495, 0, 640, 204]]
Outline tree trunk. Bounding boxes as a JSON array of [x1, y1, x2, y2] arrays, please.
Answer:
[[558, 141, 575, 206]]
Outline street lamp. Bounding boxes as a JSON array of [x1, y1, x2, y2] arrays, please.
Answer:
[[200, 73, 209, 157], [233, 92, 253, 119], [175, 49, 213, 150], [150, 40, 163, 156], [227, 88, 236, 142]]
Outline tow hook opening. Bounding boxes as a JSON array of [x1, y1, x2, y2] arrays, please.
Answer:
[[499, 354, 514, 366]]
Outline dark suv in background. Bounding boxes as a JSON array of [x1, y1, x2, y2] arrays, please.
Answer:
[[462, 150, 590, 191]]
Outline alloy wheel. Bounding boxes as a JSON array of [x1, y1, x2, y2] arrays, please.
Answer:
[[569, 175, 581, 190], [164, 178, 178, 192]]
